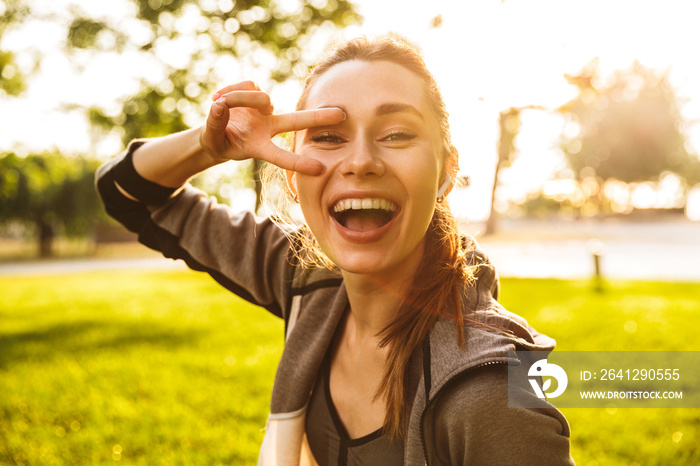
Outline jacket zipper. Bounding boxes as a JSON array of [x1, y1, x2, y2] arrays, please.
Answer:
[[419, 360, 510, 465]]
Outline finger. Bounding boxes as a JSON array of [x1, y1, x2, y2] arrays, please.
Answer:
[[219, 90, 272, 111], [201, 98, 231, 155], [272, 108, 346, 135], [259, 142, 325, 176], [210, 81, 260, 100], [207, 98, 230, 131]]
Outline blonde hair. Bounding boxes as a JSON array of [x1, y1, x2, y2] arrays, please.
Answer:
[[262, 35, 475, 440]]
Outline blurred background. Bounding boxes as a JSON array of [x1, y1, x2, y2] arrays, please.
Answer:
[[1, 0, 699, 280], [1, 0, 699, 465]]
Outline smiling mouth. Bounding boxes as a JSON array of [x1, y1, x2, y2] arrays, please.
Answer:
[[331, 198, 399, 232]]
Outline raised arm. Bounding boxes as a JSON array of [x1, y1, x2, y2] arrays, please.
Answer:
[[95, 80, 344, 317]]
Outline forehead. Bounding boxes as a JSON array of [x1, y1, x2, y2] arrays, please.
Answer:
[[304, 60, 431, 113]]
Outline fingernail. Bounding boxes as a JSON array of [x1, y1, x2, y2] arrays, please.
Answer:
[[212, 102, 223, 117], [210, 92, 221, 101], [340, 110, 346, 121]]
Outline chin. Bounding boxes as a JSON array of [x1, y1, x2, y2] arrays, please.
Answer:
[[327, 250, 394, 276], [330, 242, 425, 282]]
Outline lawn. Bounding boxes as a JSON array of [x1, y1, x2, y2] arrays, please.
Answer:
[[499, 279, 700, 466], [1, 271, 698, 465]]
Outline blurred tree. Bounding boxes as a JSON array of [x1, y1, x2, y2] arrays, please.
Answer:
[[0, 0, 30, 96], [485, 105, 541, 235], [559, 60, 700, 188], [0, 152, 105, 257]]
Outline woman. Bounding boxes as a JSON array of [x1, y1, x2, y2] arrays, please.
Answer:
[[96, 35, 574, 465]]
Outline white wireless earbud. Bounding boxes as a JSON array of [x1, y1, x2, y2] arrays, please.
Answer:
[[287, 173, 299, 202], [437, 174, 452, 199]]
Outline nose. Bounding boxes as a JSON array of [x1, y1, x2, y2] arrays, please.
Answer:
[[338, 136, 385, 178]]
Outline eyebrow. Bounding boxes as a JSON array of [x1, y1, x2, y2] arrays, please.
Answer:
[[375, 103, 425, 121], [318, 103, 425, 121]]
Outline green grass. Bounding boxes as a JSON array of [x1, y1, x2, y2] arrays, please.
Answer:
[[499, 279, 700, 466], [0, 271, 283, 465], [1, 272, 698, 465]]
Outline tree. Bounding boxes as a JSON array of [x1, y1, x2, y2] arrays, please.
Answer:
[[0, 152, 105, 256], [485, 105, 541, 235], [558, 60, 700, 188], [77, 0, 359, 136]]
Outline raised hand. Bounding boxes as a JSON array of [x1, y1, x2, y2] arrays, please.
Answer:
[[200, 81, 345, 175]]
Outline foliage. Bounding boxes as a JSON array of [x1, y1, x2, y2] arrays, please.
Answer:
[[0, 152, 105, 255], [0, 0, 30, 96], [0, 50, 26, 96], [559, 60, 700, 185], [86, 70, 195, 144], [75, 0, 361, 144], [1, 272, 698, 464], [510, 172, 688, 219]]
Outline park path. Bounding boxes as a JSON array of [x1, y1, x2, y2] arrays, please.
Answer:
[[481, 239, 700, 281], [0, 218, 698, 281], [0, 256, 187, 276]]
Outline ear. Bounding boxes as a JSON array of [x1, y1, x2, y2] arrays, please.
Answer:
[[286, 170, 297, 197], [437, 173, 454, 199]]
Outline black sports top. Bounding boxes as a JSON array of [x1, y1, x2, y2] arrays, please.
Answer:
[[305, 352, 404, 465]]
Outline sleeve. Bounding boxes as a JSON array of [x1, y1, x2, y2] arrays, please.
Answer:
[[429, 364, 575, 465], [95, 140, 294, 319]]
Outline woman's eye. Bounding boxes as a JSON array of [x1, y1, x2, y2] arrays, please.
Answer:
[[381, 131, 416, 143], [310, 133, 344, 144]]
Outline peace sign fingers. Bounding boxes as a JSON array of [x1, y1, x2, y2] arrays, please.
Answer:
[[271, 108, 346, 135], [254, 141, 325, 176]]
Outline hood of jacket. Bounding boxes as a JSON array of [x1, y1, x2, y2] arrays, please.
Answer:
[[402, 243, 558, 465]]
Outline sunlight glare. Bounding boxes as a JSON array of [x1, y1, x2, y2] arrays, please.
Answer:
[[686, 187, 700, 221]]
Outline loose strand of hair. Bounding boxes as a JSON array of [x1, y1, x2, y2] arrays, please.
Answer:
[[376, 204, 473, 441]]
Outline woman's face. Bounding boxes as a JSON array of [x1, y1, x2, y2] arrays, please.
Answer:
[[292, 60, 446, 280]]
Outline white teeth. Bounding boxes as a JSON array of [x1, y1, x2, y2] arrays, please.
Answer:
[[332, 198, 398, 213]]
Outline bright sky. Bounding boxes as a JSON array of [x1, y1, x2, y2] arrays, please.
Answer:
[[2, 0, 700, 220]]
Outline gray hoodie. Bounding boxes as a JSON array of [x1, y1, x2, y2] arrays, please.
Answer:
[[97, 141, 574, 465]]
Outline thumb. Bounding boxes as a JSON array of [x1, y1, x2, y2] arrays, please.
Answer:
[[206, 98, 229, 132], [201, 98, 230, 159]]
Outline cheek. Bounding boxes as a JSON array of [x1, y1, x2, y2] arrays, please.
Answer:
[[295, 168, 327, 195], [405, 152, 442, 216], [404, 149, 442, 192], [295, 175, 326, 226]]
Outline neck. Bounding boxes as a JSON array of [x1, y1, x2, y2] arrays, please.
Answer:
[[340, 240, 425, 342]]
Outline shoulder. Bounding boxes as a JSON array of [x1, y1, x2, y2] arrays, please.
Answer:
[[427, 363, 574, 465]]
